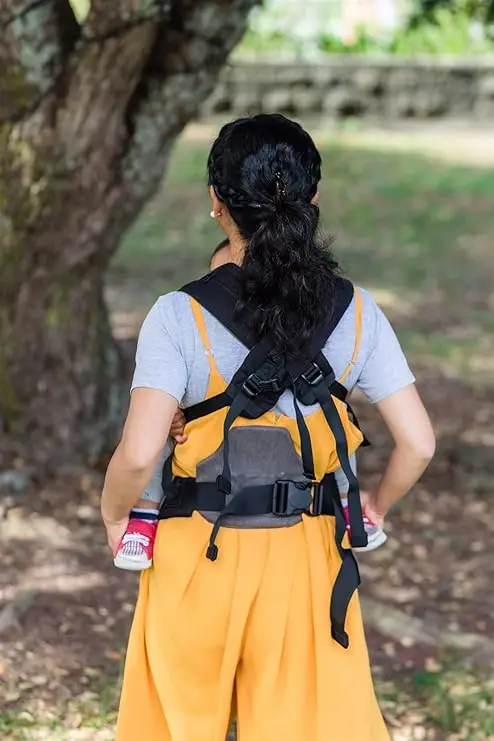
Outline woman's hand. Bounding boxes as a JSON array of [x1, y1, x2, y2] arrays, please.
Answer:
[[170, 408, 187, 444], [361, 491, 385, 530], [102, 513, 129, 556]]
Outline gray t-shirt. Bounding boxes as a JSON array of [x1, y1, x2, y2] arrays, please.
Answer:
[[132, 287, 415, 502]]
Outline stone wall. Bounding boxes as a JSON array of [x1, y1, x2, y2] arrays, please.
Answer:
[[203, 56, 494, 120]]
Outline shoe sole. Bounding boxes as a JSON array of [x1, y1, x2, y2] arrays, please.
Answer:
[[113, 554, 153, 571], [354, 529, 388, 553]]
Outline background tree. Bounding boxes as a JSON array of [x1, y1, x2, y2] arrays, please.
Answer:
[[0, 0, 258, 464]]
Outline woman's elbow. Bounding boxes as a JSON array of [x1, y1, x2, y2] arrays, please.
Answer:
[[116, 438, 161, 474], [404, 429, 436, 463], [418, 435, 436, 463]]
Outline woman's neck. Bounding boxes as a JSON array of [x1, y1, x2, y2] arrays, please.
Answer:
[[228, 235, 246, 266]]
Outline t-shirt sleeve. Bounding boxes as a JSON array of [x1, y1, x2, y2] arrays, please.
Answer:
[[131, 295, 187, 404], [356, 296, 415, 404]]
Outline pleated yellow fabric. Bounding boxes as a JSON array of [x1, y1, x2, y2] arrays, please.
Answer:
[[116, 514, 389, 741], [116, 291, 389, 741]]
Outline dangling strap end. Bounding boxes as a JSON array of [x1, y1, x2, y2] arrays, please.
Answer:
[[350, 532, 368, 549], [331, 626, 349, 649], [206, 543, 219, 561], [216, 474, 231, 495]]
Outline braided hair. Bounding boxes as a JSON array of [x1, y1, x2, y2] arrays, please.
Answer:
[[207, 114, 339, 357]]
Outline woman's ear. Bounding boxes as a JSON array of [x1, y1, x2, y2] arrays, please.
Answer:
[[311, 190, 320, 206], [209, 185, 240, 243], [209, 185, 223, 217]]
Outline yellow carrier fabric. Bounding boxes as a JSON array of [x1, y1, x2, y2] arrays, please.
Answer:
[[173, 291, 363, 481], [116, 288, 389, 741]]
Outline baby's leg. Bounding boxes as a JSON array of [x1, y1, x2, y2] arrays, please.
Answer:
[[114, 448, 169, 571], [133, 497, 161, 509], [128, 460, 164, 522], [132, 473, 163, 515]]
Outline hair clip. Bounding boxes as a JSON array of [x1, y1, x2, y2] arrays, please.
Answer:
[[274, 171, 286, 200]]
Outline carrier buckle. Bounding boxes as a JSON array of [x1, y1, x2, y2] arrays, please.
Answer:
[[311, 482, 324, 515], [272, 480, 323, 516], [243, 373, 282, 399], [300, 362, 325, 387]]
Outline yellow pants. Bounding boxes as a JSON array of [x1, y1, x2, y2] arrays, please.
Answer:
[[116, 513, 389, 741]]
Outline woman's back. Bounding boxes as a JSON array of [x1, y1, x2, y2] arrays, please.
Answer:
[[133, 286, 414, 414]]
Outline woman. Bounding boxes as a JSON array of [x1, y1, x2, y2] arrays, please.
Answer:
[[102, 114, 435, 741]]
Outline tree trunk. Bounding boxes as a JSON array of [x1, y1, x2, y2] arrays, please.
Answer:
[[0, 0, 258, 463], [1, 255, 124, 464]]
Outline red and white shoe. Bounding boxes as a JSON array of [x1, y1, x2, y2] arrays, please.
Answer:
[[342, 503, 387, 552], [114, 518, 157, 571]]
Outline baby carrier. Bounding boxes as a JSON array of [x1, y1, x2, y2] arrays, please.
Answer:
[[158, 263, 369, 649]]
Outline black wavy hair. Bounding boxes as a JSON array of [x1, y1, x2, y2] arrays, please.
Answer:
[[207, 113, 339, 356]]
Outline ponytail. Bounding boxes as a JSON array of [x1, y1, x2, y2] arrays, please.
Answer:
[[207, 114, 340, 356], [241, 201, 338, 355]]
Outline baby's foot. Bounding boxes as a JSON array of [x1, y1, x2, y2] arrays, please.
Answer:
[[342, 503, 387, 552], [114, 512, 158, 571]]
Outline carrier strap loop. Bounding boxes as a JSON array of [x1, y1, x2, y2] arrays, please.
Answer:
[[291, 379, 316, 481], [310, 380, 367, 548], [330, 494, 361, 647]]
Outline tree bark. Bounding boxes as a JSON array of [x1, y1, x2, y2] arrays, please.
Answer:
[[0, 0, 258, 463]]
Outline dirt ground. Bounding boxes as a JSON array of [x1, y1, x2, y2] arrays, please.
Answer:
[[1, 371, 493, 739], [1, 122, 493, 740]]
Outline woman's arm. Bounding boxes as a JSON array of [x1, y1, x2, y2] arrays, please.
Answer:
[[101, 388, 178, 549], [368, 384, 435, 519]]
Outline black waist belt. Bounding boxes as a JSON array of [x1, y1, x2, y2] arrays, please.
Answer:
[[159, 476, 337, 519], [158, 474, 360, 650]]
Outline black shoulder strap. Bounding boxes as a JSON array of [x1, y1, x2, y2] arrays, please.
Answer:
[[285, 277, 354, 380], [309, 278, 354, 358], [181, 263, 355, 362], [181, 264, 255, 348]]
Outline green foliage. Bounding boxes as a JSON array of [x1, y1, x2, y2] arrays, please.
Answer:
[[410, 0, 494, 26], [389, 7, 494, 55], [237, 28, 302, 55], [237, 0, 494, 57], [317, 25, 382, 55]]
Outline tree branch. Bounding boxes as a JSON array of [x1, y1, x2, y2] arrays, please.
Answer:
[[82, 0, 170, 38], [56, 20, 158, 162], [0, 0, 51, 28], [0, 0, 79, 121], [121, 0, 259, 196]]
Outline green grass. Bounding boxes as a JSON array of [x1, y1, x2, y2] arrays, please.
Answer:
[[377, 664, 494, 741], [112, 132, 494, 382], [0, 711, 35, 738], [409, 664, 494, 739], [0, 687, 117, 740]]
